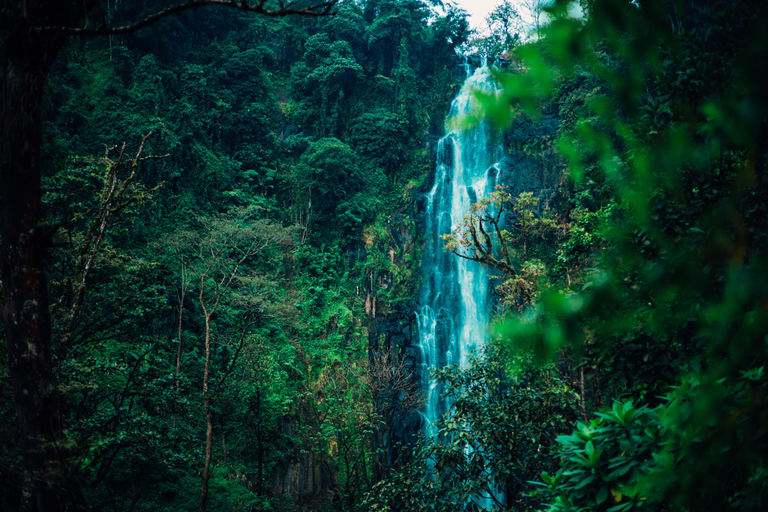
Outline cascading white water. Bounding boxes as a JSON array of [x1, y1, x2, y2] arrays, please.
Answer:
[[417, 65, 503, 500]]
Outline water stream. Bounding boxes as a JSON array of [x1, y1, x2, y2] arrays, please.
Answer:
[[416, 65, 503, 504]]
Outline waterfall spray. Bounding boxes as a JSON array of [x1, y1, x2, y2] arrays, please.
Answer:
[[417, 64, 504, 505]]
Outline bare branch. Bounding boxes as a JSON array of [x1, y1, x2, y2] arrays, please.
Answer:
[[62, 132, 165, 341], [34, 0, 338, 36], [213, 310, 258, 396], [476, 217, 494, 257]]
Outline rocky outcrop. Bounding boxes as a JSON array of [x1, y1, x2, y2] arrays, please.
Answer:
[[496, 103, 562, 198], [270, 452, 324, 498]]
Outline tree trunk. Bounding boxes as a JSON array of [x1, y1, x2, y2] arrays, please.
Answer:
[[198, 395, 213, 512], [198, 313, 213, 512], [256, 386, 264, 495], [1, 25, 88, 512], [173, 267, 186, 428]]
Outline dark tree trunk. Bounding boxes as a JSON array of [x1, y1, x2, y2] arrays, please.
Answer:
[[1, 22, 88, 512], [222, 434, 228, 468], [198, 394, 213, 512], [197, 309, 214, 512], [256, 386, 264, 495]]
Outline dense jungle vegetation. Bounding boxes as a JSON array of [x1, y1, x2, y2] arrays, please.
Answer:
[[1, 1, 767, 511]]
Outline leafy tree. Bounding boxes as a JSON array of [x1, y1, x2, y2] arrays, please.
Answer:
[[466, 0, 524, 61], [426, 2, 471, 64], [430, 351, 577, 510], [36, 141, 190, 511], [303, 356, 374, 510], [441, 185, 561, 308], [162, 207, 294, 512], [349, 109, 412, 180], [420, 3, 470, 121], [51, 133, 166, 344], [365, 0, 429, 75], [316, 2, 368, 66], [291, 33, 364, 137], [365, 349, 577, 511], [227, 331, 299, 498], [0, 2, 337, 509], [292, 138, 385, 243], [475, 0, 768, 510]]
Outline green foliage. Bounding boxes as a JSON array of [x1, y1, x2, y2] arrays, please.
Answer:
[[349, 109, 412, 179], [365, 349, 578, 511], [20, 1, 474, 510], [293, 138, 385, 243], [301, 358, 375, 510], [441, 185, 562, 308], [552, 205, 614, 286], [291, 33, 363, 137], [539, 401, 661, 512], [36, 150, 199, 509], [365, 0, 429, 76], [295, 34, 363, 97], [477, 1, 768, 511], [293, 243, 365, 366], [431, 351, 577, 510], [61, 339, 195, 471], [540, 367, 768, 512]]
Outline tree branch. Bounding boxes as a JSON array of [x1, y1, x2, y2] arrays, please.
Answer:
[[213, 310, 256, 396], [62, 133, 165, 342], [33, 0, 338, 36]]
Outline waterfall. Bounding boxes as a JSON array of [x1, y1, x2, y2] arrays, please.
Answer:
[[416, 65, 503, 502]]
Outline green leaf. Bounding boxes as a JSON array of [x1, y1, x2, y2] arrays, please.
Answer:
[[597, 486, 609, 504]]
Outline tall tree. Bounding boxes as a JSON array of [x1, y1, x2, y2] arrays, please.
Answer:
[[164, 208, 294, 512], [0, 2, 336, 511]]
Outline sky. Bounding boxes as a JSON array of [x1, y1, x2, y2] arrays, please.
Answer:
[[447, 1, 582, 36], [450, 0, 521, 32]]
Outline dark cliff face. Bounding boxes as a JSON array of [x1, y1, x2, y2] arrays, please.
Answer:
[[367, 298, 423, 459], [497, 103, 562, 199]]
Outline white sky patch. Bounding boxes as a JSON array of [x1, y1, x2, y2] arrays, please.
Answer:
[[450, 0, 538, 33], [450, 0, 502, 32], [447, 0, 582, 35]]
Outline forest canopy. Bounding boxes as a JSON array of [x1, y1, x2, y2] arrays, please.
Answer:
[[2, 1, 767, 512]]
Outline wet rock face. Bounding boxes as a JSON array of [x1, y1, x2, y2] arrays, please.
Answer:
[[271, 453, 318, 497], [367, 299, 422, 459], [498, 104, 562, 198], [369, 301, 417, 354]]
